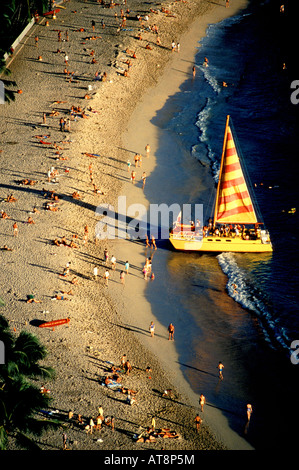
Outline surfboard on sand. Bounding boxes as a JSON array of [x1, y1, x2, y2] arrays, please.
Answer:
[[43, 9, 61, 16], [39, 318, 70, 328]]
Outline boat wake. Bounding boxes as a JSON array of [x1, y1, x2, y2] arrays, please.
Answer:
[[217, 252, 292, 357]]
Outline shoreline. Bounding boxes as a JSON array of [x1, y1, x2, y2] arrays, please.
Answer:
[[0, 0, 251, 451], [115, 0, 253, 450]]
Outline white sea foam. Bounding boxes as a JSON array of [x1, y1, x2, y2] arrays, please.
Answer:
[[195, 99, 220, 182], [217, 252, 292, 355], [202, 65, 222, 94], [195, 98, 213, 142]]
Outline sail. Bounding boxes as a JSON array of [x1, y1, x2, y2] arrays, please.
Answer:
[[215, 121, 258, 224]]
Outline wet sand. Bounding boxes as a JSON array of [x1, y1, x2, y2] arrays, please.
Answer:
[[115, 0, 253, 451], [0, 0, 251, 451]]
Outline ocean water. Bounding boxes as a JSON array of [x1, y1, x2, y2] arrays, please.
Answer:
[[145, 0, 299, 449]]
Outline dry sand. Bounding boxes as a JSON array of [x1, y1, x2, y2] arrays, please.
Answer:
[[0, 0, 251, 451]]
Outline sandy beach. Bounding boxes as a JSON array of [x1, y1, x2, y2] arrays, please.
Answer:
[[0, 0, 252, 451]]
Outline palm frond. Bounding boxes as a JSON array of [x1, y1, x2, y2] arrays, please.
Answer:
[[0, 315, 56, 449]]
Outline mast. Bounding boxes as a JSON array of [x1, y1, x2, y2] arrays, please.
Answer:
[[213, 115, 230, 228]]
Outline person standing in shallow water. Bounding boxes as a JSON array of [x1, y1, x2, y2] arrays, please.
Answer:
[[244, 403, 253, 434], [151, 235, 157, 250], [217, 361, 224, 380], [142, 172, 146, 190], [246, 403, 253, 422]]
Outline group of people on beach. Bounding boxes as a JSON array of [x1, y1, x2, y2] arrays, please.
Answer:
[[127, 144, 150, 189], [60, 404, 115, 446], [197, 362, 253, 431], [96, 249, 130, 287]]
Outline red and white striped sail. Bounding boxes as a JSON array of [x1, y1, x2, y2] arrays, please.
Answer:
[[215, 119, 257, 224]]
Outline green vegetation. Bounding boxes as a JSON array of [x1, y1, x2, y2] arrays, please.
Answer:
[[0, 0, 49, 51], [0, 315, 57, 450], [0, 1, 48, 102]]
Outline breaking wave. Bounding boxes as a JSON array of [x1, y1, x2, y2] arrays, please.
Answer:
[[217, 252, 292, 356]]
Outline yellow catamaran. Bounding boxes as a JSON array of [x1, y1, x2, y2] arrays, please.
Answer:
[[169, 115, 273, 253]]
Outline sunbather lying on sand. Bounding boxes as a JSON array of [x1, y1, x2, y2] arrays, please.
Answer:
[[26, 294, 42, 303], [121, 387, 138, 395], [5, 194, 17, 202], [18, 178, 38, 186]]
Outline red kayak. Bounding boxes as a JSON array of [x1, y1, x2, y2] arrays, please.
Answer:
[[43, 9, 60, 16], [39, 318, 70, 328]]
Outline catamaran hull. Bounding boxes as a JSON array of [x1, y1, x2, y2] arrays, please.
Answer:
[[169, 235, 273, 253]]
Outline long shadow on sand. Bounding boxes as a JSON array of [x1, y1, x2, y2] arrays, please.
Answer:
[[110, 321, 166, 340], [176, 361, 218, 379], [0, 183, 98, 213], [0, 184, 173, 252]]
